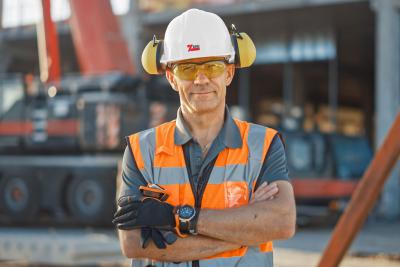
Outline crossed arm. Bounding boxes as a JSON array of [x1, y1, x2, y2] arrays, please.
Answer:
[[119, 229, 240, 262], [118, 180, 296, 261]]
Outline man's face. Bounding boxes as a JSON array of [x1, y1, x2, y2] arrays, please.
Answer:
[[166, 57, 235, 115]]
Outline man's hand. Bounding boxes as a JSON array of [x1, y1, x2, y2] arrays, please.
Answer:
[[250, 182, 279, 204], [113, 195, 178, 249], [113, 197, 176, 230]]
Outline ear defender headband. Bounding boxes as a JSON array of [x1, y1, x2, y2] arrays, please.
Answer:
[[141, 26, 256, 75], [230, 24, 256, 68]]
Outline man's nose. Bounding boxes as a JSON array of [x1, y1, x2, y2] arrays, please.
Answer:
[[193, 71, 210, 85]]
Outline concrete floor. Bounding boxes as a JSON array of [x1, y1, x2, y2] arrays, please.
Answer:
[[275, 248, 400, 267], [0, 220, 399, 266]]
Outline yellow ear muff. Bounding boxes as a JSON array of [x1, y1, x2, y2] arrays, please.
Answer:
[[230, 26, 256, 68], [235, 32, 256, 68], [141, 36, 164, 75]]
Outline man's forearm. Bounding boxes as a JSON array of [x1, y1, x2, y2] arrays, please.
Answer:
[[197, 181, 296, 246], [119, 229, 241, 262]]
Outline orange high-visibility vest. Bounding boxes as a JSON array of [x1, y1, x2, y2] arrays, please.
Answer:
[[128, 119, 277, 264]]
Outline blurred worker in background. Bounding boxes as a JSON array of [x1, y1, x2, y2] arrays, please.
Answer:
[[113, 8, 296, 267]]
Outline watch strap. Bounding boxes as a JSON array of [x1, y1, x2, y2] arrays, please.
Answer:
[[188, 208, 199, 235], [174, 213, 189, 238], [179, 220, 190, 234]]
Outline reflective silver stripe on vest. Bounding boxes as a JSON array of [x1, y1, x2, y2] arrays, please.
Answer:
[[137, 128, 156, 183], [246, 123, 268, 193], [131, 249, 273, 267], [247, 123, 267, 161], [153, 167, 188, 185], [199, 248, 273, 267], [152, 165, 249, 185]]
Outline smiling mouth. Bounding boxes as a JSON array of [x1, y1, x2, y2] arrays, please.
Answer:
[[192, 91, 214, 95]]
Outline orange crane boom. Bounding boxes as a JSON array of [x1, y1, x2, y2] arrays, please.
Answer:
[[68, 0, 135, 75], [37, 0, 61, 82]]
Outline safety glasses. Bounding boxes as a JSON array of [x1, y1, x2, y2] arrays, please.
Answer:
[[171, 60, 227, 81]]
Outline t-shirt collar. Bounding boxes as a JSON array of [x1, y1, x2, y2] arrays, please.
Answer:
[[174, 106, 242, 149]]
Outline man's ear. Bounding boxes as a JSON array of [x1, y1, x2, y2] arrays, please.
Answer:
[[225, 64, 235, 86], [165, 69, 178, 92]]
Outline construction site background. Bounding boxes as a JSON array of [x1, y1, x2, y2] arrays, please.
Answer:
[[0, 0, 399, 266]]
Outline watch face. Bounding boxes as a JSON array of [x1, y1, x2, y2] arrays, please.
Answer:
[[179, 205, 195, 220]]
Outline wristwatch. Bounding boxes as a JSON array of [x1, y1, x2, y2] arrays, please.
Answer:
[[177, 205, 198, 235]]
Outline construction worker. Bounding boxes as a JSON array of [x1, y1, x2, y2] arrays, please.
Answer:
[[113, 8, 296, 267]]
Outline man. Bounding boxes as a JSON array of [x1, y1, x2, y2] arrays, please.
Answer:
[[114, 8, 296, 267]]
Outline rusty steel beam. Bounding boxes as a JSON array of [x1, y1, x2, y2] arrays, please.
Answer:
[[317, 113, 400, 267], [292, 178, 358, 199]]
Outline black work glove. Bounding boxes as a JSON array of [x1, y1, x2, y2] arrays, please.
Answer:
[[141, 227, 178, 249], [113, 196, 176, 230]]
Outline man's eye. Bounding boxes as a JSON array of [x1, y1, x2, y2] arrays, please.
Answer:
[[207, 64, 218, 70], [181, 65, 196, 72], [206, 64, 222, 71]]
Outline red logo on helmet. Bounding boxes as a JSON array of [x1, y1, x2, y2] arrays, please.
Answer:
[[187, 44, 200, 52]]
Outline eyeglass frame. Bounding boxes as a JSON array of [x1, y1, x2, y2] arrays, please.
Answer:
[[167, 58, 231, 81]]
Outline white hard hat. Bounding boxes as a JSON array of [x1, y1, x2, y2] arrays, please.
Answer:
[[160, 9, 235, 64]]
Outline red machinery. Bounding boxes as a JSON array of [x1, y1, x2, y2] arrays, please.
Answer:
[[0, 0, 149, 226]]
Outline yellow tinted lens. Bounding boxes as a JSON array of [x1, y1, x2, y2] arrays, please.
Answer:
[[173, 61, 226, 80], [202, 61, 226, 79], [173, 63, 197, 80]]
